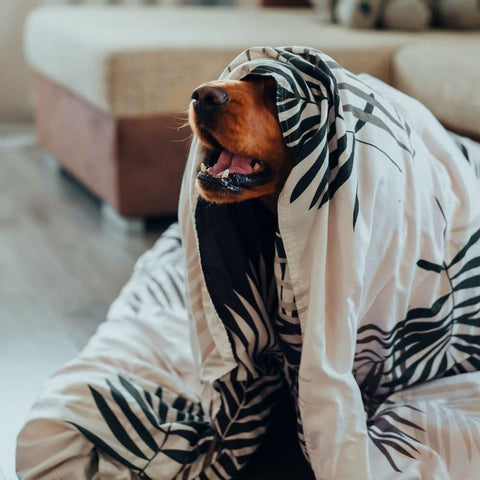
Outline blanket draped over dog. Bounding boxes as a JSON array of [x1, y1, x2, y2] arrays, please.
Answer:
[[16, 47, 480, 480]]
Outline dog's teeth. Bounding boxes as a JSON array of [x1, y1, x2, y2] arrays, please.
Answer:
[[200, 162, 207, 173], [252, 161, 263, 172], [221, 169, 229, 178]]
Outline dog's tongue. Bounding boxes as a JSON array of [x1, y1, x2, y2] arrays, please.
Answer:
[[208, 149, 253, 176]]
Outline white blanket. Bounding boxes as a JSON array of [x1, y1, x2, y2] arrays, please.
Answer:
[[17, 47, 480, 480]]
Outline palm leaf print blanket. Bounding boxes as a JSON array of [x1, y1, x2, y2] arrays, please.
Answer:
[[17, 47, 480, 480]]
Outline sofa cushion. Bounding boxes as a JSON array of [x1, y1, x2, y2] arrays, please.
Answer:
[[25, 5, 480, 118], [393, 43, 480, 140]]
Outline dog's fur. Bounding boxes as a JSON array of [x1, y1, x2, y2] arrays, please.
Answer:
[[188, 76, 292, 208]]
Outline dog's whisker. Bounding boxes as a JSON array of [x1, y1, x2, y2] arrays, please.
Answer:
[[171, 112, 191, 130], [171, 131, 195, 143], [171, 137, 193, 144]]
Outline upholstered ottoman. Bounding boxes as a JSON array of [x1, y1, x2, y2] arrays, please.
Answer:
[[24, 5, 480, 222], [392, 43, 480, 141]]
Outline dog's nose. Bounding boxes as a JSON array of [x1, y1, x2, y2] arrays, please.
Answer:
[[191, 85, 229, 114]]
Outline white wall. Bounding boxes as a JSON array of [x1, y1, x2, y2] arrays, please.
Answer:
[[0, 0, 39, 122]]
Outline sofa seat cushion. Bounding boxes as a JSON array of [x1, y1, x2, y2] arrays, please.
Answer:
[[24, 5, 480, 118], [393, 43, 480, 140]]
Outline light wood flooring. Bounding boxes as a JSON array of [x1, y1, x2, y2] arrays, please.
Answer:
[[0, 126, 172, 479]]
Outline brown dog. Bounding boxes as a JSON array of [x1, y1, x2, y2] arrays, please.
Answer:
[[188, 76, 292, 208]]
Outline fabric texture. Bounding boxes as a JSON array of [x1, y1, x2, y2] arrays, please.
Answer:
[[16, 47, 480, 480]]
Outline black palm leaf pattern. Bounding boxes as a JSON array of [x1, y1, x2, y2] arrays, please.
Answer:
[[352, 181, 480, 471], [252, 53, 355, 212], [70, 375, 211, 478], [119, 223, 185, 315], [193, 199, 287, 477], [273, 228, 307, 457], [356, 219, 480, 411], [72, 373, 283, 480], [368, 402, 425, 473], [205, 375, 284, 478], [250, 47, 411, 227]]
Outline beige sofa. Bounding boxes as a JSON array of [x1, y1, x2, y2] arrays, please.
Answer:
[[23, 4, 480, 220]]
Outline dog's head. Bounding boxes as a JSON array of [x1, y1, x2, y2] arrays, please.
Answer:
[[188, 76, 292, 205]]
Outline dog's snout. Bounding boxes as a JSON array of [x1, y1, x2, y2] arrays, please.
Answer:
[[191, 85, 229, 114]]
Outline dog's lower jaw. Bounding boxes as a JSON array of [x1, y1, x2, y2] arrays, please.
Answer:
[[196, 174, 274, 197], [195, 180, 282, 213]]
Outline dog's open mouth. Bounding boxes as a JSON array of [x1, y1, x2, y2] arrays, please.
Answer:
[[197, 149, 272, 194]]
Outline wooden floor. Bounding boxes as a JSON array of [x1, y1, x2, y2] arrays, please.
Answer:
[[0, 126, 173, 479]]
